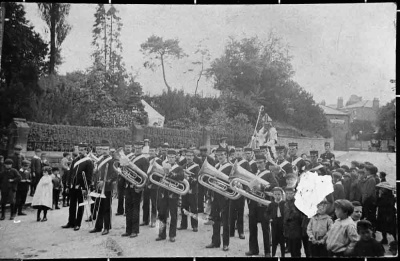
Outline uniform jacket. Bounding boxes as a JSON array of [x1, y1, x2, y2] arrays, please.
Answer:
[[213, 161, 232, 203], [249, 159, 257, 174], [265, 200, 285, 224], [124, 154, 149, 190], [276, 158, 293, 175], [249, 168, 278, 207], [177, 156, 187, 167], [183, 161, 200, 194], [0, 168, 22, 192], [97, 156, 118, 192], [159, 162, 184, 199], [235, 157, 250, 171], [193, 156, 203, 166], [283, 198, 303, 239], [287, 155, 307, 174], [200, 155, 215, 167], [18, 167, 31, 191], [68, 155, 94, 190], [320, 152, 335, 163]]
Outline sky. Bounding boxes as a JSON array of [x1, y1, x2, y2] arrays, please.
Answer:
[[23, 3, 396, 106]]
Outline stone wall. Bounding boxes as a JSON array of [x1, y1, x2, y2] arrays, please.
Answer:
[[278, 135, 335, 156]]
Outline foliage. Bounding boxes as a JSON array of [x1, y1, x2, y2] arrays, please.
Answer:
[[350, 119, 375, 138], [37, 3, 71, 74], [140, 35, 187, 92], [0, 2, 48, 126], [377, 99, 396, 140], [207, 35, 330, 137]]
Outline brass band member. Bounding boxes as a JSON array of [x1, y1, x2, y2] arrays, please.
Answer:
[[287, 142, 307, 175], [159, 143, 169, 162], [273, 146, 293, 188], [244, 147, 257, 174], [177, 148, 187, 166], [122, 142, 149, 238], [308, 151, 326, 176], [229, 146, 247, 240], [62, 143, 94, 231], [89, 152, 118, 235], [198, 146, 215, 214], [205, 147, 232, 252], [116, 145, 131, 216], [246, 154, 278, 257], [320, 142, 335, 167], [178, 148, 199, 232], [143, 147, 161, 228], [156, 149, 184, 242]]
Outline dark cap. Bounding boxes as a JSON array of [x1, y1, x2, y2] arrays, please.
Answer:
[[14, 145, 22, 150], [143, 139, 149, 142], [219, 137, 227, 142], [134, 141, 144, 148], [229, 148, 236, 154], [244, 147, 252, 152], [199, 146, 207, 151], [332, 171, 343, 179], [51, 167, 59, 172], [324, 142, 330, 146], [215, 147, 227, 153], [35, 149, 42, 153], [180, 148, 187, 153], [4, 159, 13, 165], [259, 145, 268, 150], [162, 143, 169, 148], [22, 160, 30, 166], [310, 150, 318, 157], [253, 148, 261, 153], [167, 149, 177, 155], [275, 145, 286, 151], [255, 154, 266, 161], [288, 143, 298, 148], [78, 142, 88, 148], [43, 166, 52, 172]]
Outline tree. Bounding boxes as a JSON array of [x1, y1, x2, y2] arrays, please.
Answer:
[[350, 119, 375, 140], [140, 35, 187, 93], [0, 2, 48, 126], [207, 35, 330, 137], [377, 99, 395, 140], [37, 3, 71, 74]]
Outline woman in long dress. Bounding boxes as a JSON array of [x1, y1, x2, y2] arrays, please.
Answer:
[[32, 166, 53, 222]]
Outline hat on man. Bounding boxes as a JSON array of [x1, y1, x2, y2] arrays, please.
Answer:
[[134, 141, 144, 148], [110, 148, 116, 153], [275, 145, 286, 152], [229, 148, 236, 154], [199, 146, 208, 152], [144, 139, 149, 143], [253, 148, 261, 153], [4, 159, 13, 165], [219, 137, 227, 142], [167, 149, 177, 155], [259, 145, 268, 150], [78, 142, 88, 148], [244, 147, 253, 152], [14, 145, 22, 150], [35, 148, 42, 153], [22, 160, 30, 166], [180, 147, 187, 153], [324, 142, 330, 147], [288, 142, 298, 148], [254, 154, 266, 161], [211, 147, 217, 153], [310, 150, 318, 157], [162, 143, 170, 148]]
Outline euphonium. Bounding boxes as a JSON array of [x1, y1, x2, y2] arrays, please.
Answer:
[[198, 159, 241, 200], [229, 161, 271, 206], [112, 148, 148, 189], [147, 159, 189, 196]]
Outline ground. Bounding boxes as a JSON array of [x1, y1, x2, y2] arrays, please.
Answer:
[[0, 151, 396, 258]]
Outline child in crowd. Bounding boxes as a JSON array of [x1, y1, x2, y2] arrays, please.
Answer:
[[352, 220, 385, 257], [283, 187, 302, 257], [32, 166, 53, 222], [349, 170, 362, 202], [307, 199, 333, 257], [379, 172, 386, 182], [389, 240, 397, 256], [265, 187, 285, 257], [326, 199, 358, 257], [350, 201, 363, 224], [16, 160, 31, 215], [51, 167, 62, 210]]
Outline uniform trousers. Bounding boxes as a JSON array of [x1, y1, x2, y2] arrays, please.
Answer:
[[271, 218, 285, 257], [16, 189, 28, 213], [116, 179, 125, 214], [125, 187, 142, 234], [211, 193, 230, 247], [62, 181, 69, 205], [158, 191, 178, 238], [94, 191, 112, 230], [68, 188, 84, 227], [197, 185, 205, 213], [287, 238, 302, 257], [180, 192, 198, 229], [142, 187, 158, 224], [229, 196, 245, 236], [248, 201, 270, 254]]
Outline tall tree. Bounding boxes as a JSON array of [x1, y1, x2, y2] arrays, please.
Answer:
[[377, 99, 395, 140], [185, 40, 211, 96], [0, 2, 48, 125], [37, 3, 71, 74], [140, 35, 186, 93]]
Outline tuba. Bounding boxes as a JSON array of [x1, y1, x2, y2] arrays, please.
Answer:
[[112, 148, 148, 189], [198, 159, 241, 200], [147, 159, 189, 196], [230, 161, 271, 206]]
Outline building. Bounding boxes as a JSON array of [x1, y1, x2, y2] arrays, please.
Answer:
[[319, 104, 350, 151], [332, 96, 380, 124]]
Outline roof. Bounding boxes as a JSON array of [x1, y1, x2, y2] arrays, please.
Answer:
[[319, 105, 349, 115], [341, 100, 373, 109]]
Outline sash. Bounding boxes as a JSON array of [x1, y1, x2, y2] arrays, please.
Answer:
[[163, 158, 168, 164], [257, 169, 271, 179], [97, 156, 112, 170], [179, 156, 186, 162], [238, 159, 247, 167], [291, 157, 302, 166], [170, 163, 179, 173], [217, 162, 232, 173], [75, 156, 91, 167], [186, 163, 199, 172], [249, 160, 256, 166], [279, 160, 290, 168], [126, 152, 134, 158], [310, 164, 324, 172]]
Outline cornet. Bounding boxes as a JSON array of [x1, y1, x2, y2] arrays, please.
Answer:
[[230, 161, 271, 206], [112, 148, 148, 188], [147, 159, 190, 196], [198, 159, 241, 200]]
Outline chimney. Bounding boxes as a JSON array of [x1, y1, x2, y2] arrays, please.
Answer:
[[373, 98, 379, 110], [337, 97, 343, 109]]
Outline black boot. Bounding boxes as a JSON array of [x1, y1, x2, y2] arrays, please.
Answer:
[[0, 205, 5, 220], [10, 204, 15, 220]]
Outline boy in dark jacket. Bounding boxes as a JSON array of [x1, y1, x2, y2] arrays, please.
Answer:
[[0, 159, 22, 220], [16, 160, 31, 215], [51, 167, 63, 209], [352, 220, 384, 257], [265, 187, 285, 257], [283, 186, 303, 257]]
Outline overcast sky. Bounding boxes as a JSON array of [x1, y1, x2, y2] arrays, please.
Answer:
[[23, 3, 396, 106]]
